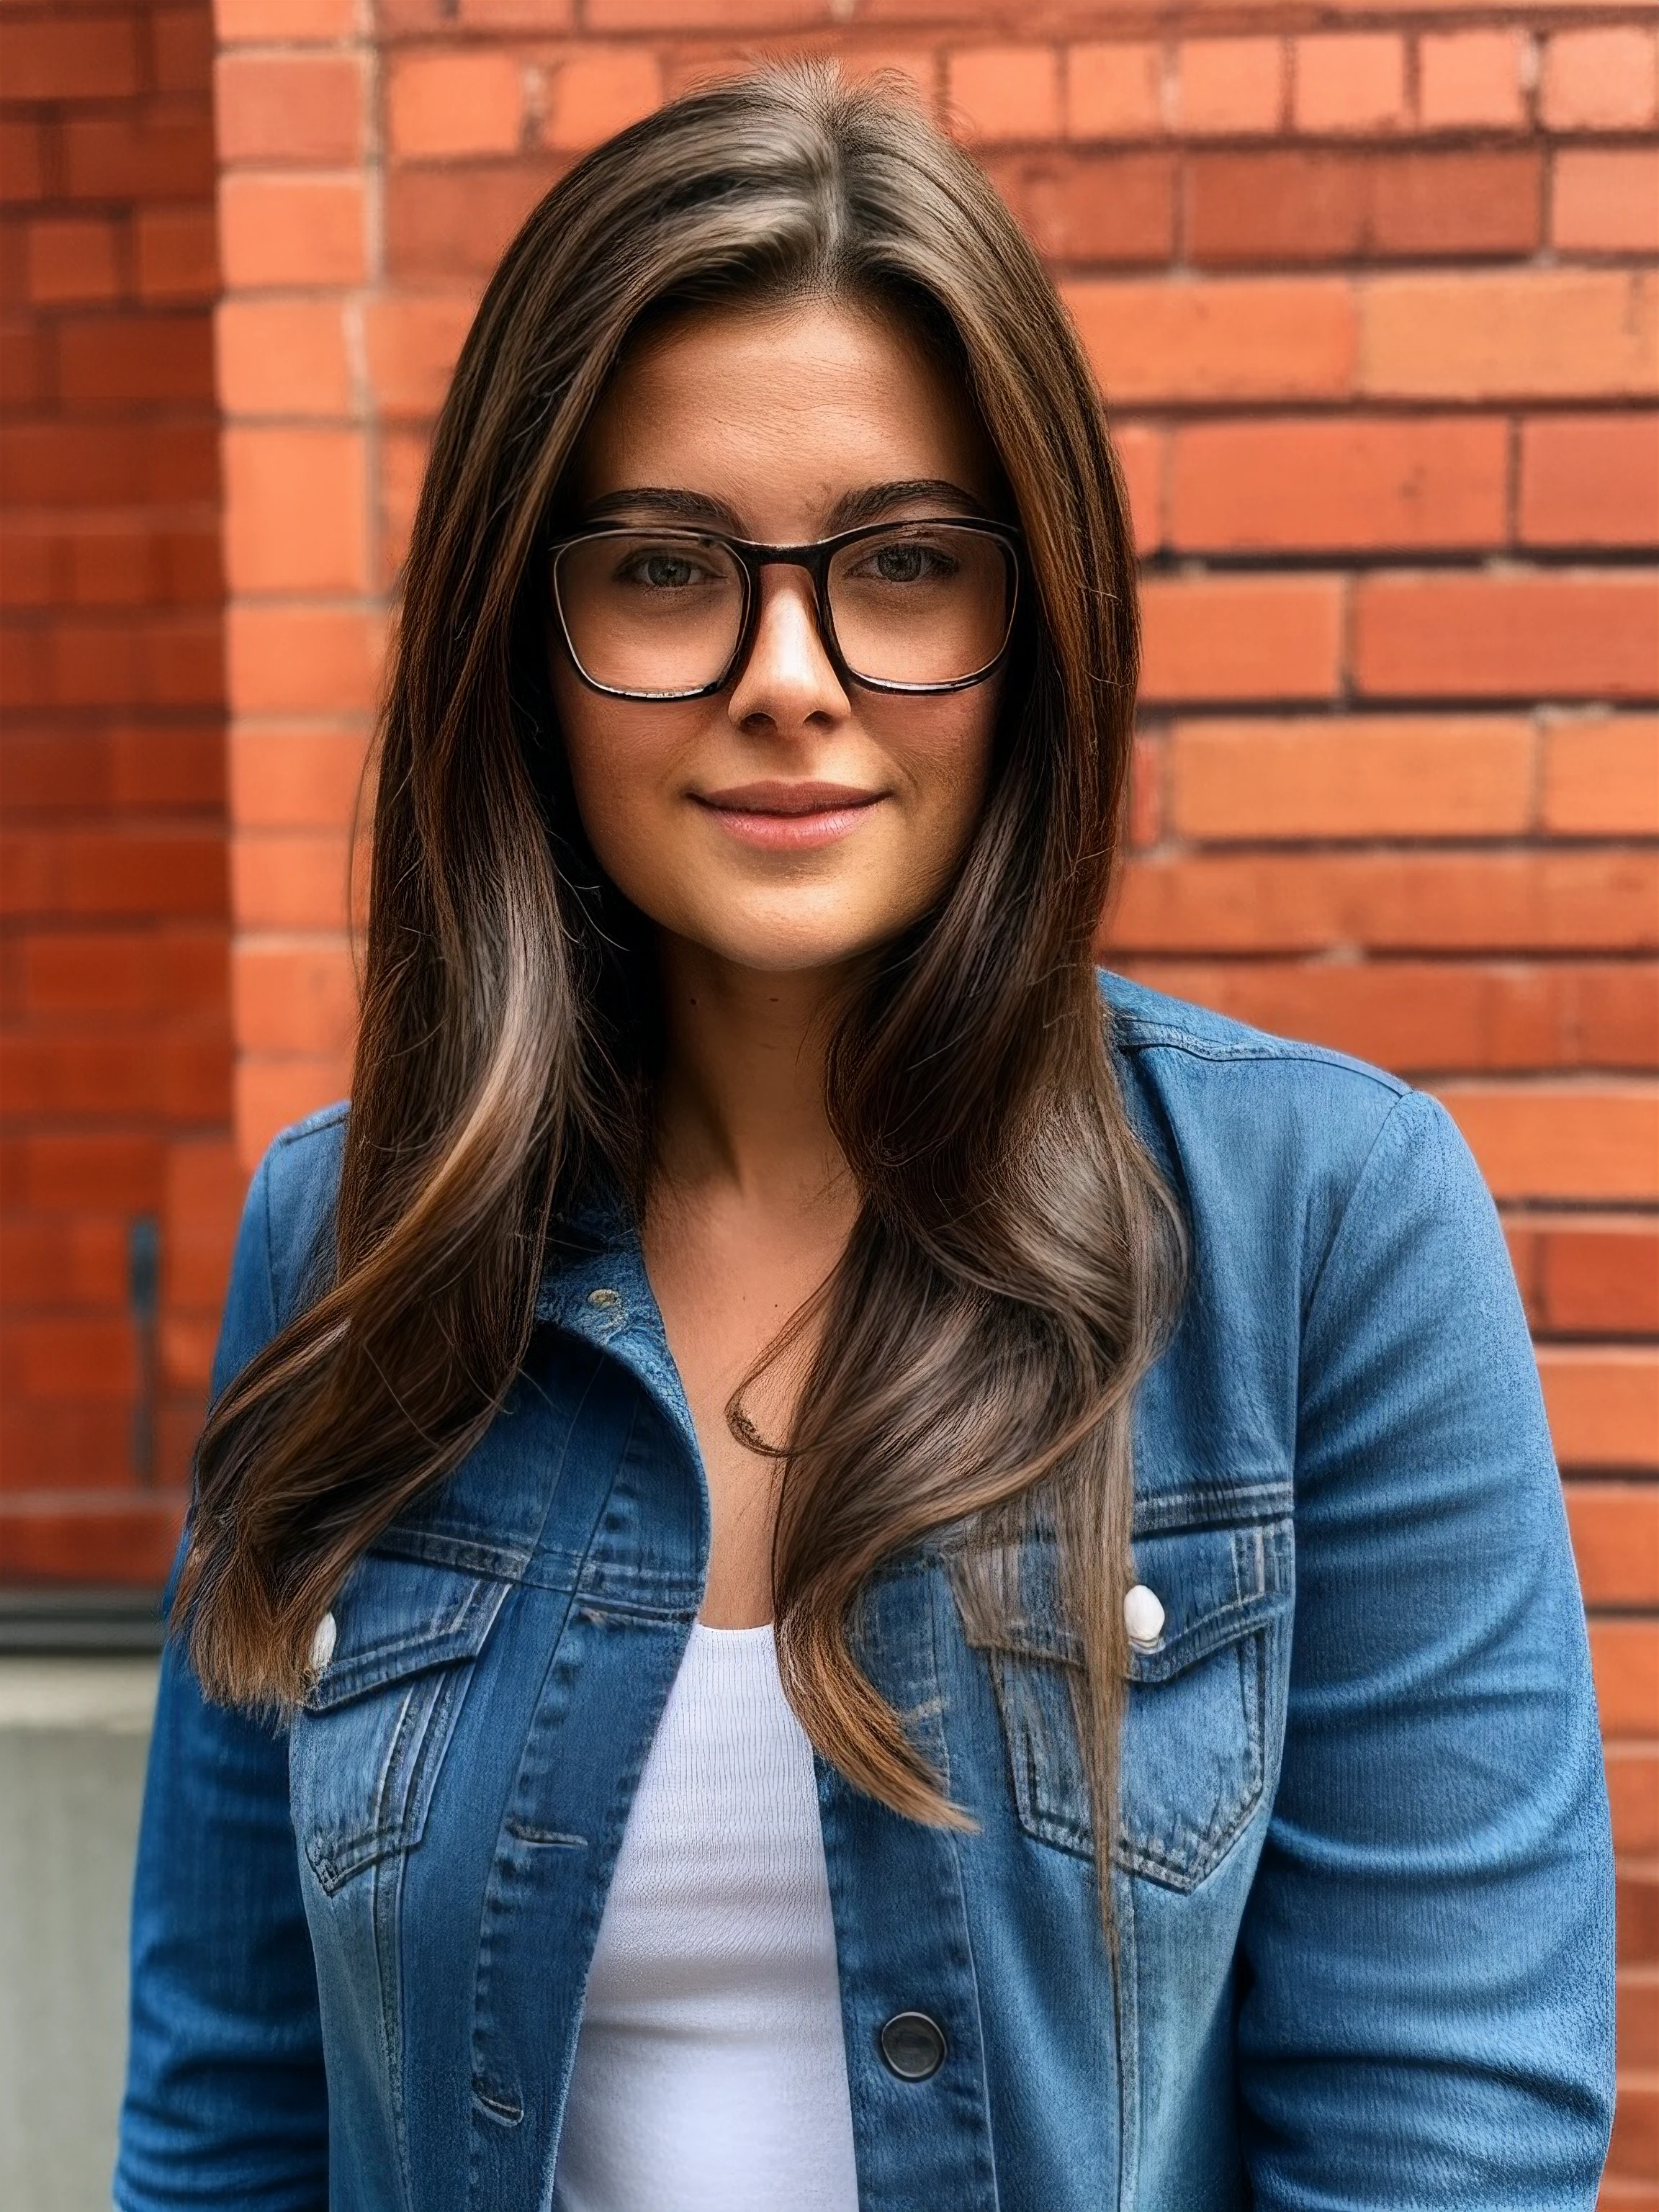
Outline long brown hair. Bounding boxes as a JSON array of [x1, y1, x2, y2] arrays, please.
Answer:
[[178, 62, 1184, 1902]]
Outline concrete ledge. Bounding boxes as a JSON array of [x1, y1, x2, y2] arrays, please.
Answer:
[[0, 1659, 158, 1734]]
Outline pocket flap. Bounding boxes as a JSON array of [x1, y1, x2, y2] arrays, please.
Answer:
[[302, 1555, 512, 1713]]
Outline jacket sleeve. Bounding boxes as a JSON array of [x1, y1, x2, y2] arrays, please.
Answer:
[[115, 1147, 330, 2211], [1236, 1088, 1616, 2209]]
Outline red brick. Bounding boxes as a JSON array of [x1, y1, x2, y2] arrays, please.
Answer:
[[364, 289, 475, 420], [948, 46, 1061, 143], [1169, 716, 1532, 840], [1066, 42, 1163, 140], [1140, 576, 1343, 705], [227, 605, 384, 715], [982, 151, 1174, 264], [1, 615, 223, 713], [1185, 148, 1542, 266], [377, 425, 428, 581], [0, 421, 217, 506], [232, 833, 350, 930], [1542, 718, 1659, 837], [1591, 1620, 1659, 1739], [1521, 416, 1659, 551], [0, 829, 226, 921], [1065, 276, 1356, 403], [1169, 417, 1507, 553], [135, 208, 218, 302], [152, 5, 214, 97], [1, 725, 223, 814], [1173, 38, 1283, 137], [62, 114, 215, 202], [583, 0, 830, 27], [222, 427, 370, 595], [1118, 959, 1645, 1078], [1524, 1218, 1659, 1336], [1362, 271, 1658, 400], [387, 52, 526, 161], [1436, 1083, 1659, 1203], [12, 1133, 164, 1212], [215, 53, 364, 167], [0, 17, 143, 102], [25, 217, 122, 306], [0, 320, 53, 407], [1108, 852, 1659, 956], [215, 0, 359, 37], [1542, 1352, 1659, 1472], [0, 1216, 127, 1309], [1354, 573, 1659, 703], [0, 1497, 184, 1588], [1541, 28, 1659, 133], [217, 296, 354, 418], [1293, 34, 1406, 136], [0, 121, 48, 204], [1112, 421, 1162, 554], [236, 1052, 350, 1166], [55, 313, 214, 406], [385, 159, 557, 282], [229, 725, 367, 828], [19, 930, 228, 1020], [1, 1031, 230, 1120], [233, 940, 356, 1054], [540, 47, 663, 152], [1608, 1747, 1659, 1854], [1417, 30, 1529, 132], [1554, 149, 1659, 258], [219, 174, 367, 289], [1565, 1484, 1659, 1606]]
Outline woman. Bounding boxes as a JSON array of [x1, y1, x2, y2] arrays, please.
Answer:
[[117, 64, 1613, 2212]]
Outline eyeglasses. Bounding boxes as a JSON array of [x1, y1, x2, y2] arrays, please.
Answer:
[[548, 518, 1022, 702]]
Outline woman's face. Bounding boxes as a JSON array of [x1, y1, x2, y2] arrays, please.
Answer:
[[551, 296, 1007, 978]]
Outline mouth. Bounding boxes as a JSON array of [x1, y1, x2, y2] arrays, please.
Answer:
[[691, 780, 886, 852]]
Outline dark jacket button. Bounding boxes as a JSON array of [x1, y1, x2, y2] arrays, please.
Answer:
[[878, 2010, 947, 2082]]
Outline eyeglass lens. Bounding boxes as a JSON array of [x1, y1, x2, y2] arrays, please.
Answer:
[[553, 525, 1014, 696]]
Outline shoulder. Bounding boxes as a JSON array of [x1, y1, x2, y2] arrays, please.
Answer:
[[248, 1100, 350, 1328]]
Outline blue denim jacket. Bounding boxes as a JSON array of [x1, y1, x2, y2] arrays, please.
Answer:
[[117, 974, 1614, 2211]]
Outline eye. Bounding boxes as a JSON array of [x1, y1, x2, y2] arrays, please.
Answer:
[[853, 537, 961, 585], [617, 549, 712, 590]]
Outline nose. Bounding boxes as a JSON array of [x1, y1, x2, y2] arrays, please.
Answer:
[[725, 567, 850, 736]]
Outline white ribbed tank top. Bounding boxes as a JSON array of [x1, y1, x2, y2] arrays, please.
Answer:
[[553, 1622, 861, 2212]]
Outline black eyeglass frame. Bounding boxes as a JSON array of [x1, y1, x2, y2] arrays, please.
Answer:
[[547, 516, 1023, 702]]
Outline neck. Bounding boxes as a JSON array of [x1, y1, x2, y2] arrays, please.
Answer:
[[649, 936, 856, 1216]]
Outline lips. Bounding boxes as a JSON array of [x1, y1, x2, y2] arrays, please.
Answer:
[[692, 780, 885, 852]]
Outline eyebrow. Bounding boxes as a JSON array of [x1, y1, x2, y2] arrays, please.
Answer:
[[579, 478, 993, 536]]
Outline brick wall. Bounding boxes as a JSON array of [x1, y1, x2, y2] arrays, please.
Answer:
[[6, 0, 1656, 2188], [0, 0, 236, 1586]]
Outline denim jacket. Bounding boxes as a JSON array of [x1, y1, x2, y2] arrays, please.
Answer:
[[117, 974, 1614, 2211]]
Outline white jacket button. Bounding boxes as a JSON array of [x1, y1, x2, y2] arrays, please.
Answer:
[[1123, 1583, 1165, 1651], [307, 1611, 337, 1676]]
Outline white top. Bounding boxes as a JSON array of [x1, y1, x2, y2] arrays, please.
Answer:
[[554, 1622, 862, 2212]]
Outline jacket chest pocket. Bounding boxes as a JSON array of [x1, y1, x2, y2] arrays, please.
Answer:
[[968, 1518, 1291, 1894], [289, 1556, 512, 1896]]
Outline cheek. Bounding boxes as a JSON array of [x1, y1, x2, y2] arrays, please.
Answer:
[[552, 657, 688, 882]]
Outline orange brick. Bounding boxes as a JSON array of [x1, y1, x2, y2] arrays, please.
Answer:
[[1066, 41, 1163, 140], [1541, 28, 1659, 133], [1108, 852, 1659, 957], [214, 0, 359, 38], [215, 52, 364, 166], [1554, 148, 1659, 257], [1542, 718, 1659, 837], [387, 52, 526, 161], [1293, 34, 1406, 135], [1173, 38, 1282, 137], [1065, 276, 1356, 403], [454, 0, 575, 23], [233, 831, 350, 931], [1362, 270, 1658, 401], [233, 940, 357, 1055], [1565, 1484, 1659, 1606], [364, 289, 476, 420], [236, 1053, 351, 1169], [230, 724, 369, 828], [1525, 1217, 1659, 1335], [1590, 1619, 1659, 1739], [222, 428, 369, 595], [1416, 30, 1528, 132], [1521, 415, 1659, 550], [227, 604, 384, 715], [1436, 1083, 1659, 1202], [217, 296, 354, 417], [541, 48, 662, 152], [1606, 1745, 1659, 1854], [26, 216, 121, 305], [1542, 1352, 1659, 1472], [1112, 421, 1163, 553], [1140, 577, 1342, 706], [1169, 417, 1506, 553], [1169, 717, 1533, 840], [377, 426, 429, 583], [1354, 573, 1659, 703], [948, 45, 1061, 143], [219, 173, 367, 289], [135, 208, 217, 302], [984, 150, 1174, 265]]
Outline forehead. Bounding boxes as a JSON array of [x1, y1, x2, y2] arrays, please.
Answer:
[[569, 295, 999, 531]]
